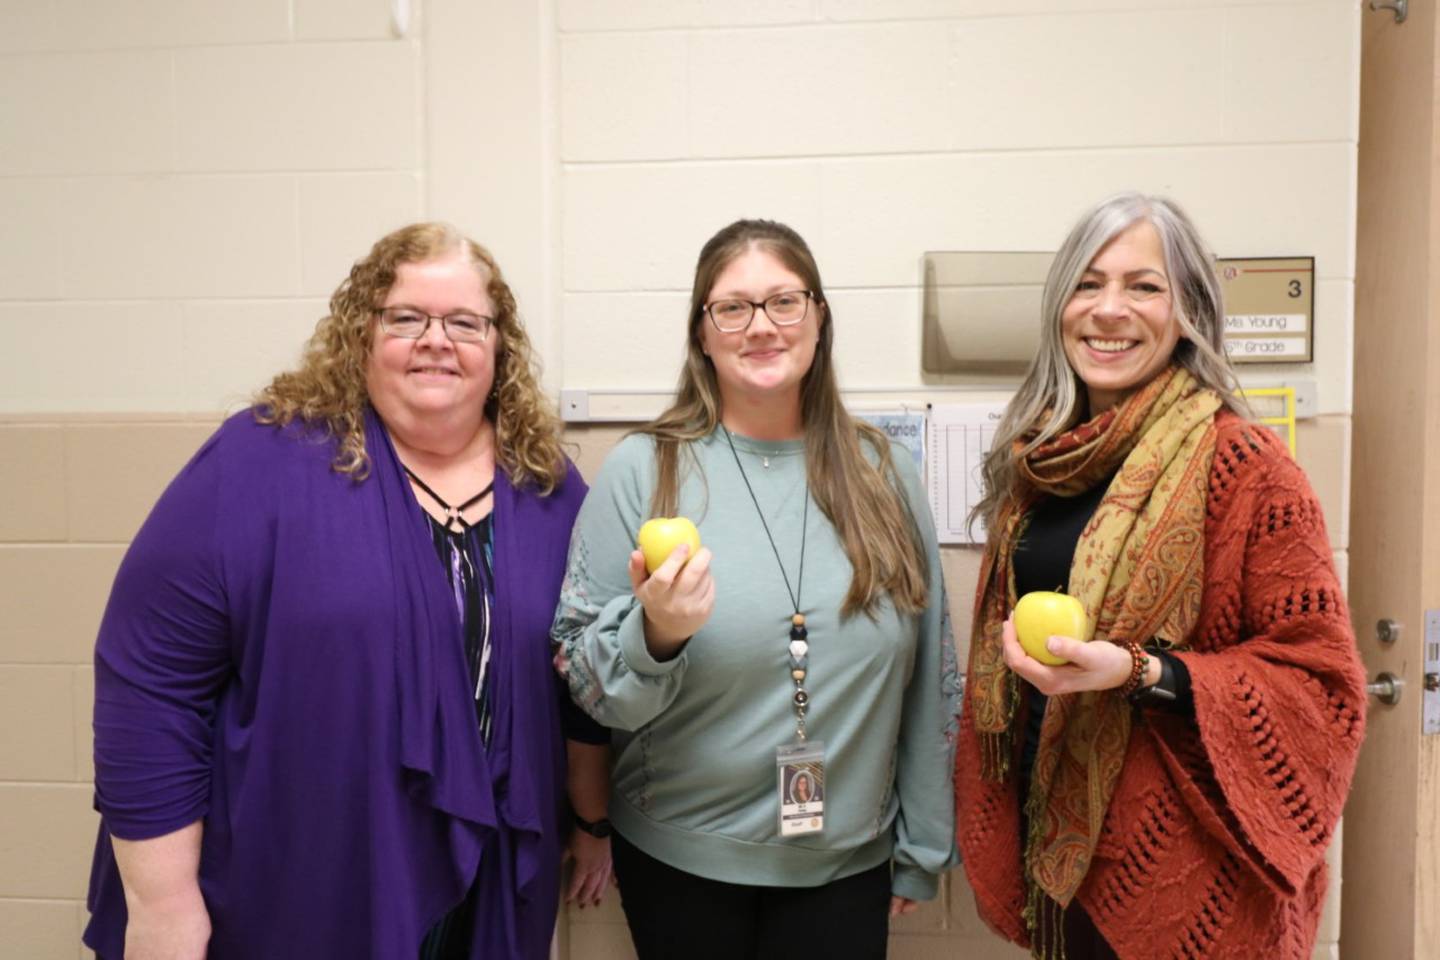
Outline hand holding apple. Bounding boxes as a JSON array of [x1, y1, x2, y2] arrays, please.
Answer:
[[1002, 593, 1152, 696], [628, 517, 714, 661], [636, 517, 702, 574], [1012, 590, 1087, 665]]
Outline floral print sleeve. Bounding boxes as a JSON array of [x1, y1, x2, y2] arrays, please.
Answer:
[[550, 435, 688, 732]]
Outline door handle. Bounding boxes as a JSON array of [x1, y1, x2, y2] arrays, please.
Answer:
[[1367, 672, 1403, 706], [1369, 0, 1408, 24]]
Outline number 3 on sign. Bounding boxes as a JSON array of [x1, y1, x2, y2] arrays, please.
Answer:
[[1288, 279, 1303, 298]]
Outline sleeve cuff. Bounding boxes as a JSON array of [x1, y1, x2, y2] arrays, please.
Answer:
[[617, 605, 687, 679], [891, 863, 940, 901]]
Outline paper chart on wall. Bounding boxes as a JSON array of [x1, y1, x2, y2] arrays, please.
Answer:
[[927, 401, 1009, 545]]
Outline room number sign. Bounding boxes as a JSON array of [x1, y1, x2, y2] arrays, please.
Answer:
[[1217, 257, 1315, 364]]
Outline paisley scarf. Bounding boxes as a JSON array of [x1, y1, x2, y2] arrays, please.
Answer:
[[968, 365, 1221, 954]]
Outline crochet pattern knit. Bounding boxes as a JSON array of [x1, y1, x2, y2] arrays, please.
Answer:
[[956, 412, 1367, 959]]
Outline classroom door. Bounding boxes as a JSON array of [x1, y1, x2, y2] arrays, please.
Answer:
[[1342, 3, 1440, 958]]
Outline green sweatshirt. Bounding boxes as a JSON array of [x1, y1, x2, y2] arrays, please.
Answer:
[[551, 428, 960, 900]]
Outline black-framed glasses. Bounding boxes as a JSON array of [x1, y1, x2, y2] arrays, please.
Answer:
[[376, 307, 494, 343], [704, 290, 814, 333]]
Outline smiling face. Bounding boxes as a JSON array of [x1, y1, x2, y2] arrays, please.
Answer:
[[1060, 219, 1183, 414], [699, 245, 823, 417], [365, 253, 501, 444]]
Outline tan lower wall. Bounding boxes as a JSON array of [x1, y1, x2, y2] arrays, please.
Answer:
[[0, 414, 1351, 959]]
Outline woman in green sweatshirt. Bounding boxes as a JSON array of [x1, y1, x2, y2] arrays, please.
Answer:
[[551, 219, 960, 959]]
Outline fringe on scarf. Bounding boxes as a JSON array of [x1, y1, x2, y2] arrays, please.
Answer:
[[980, 672, 1021, 781], [1022, 747, 1066, 960]]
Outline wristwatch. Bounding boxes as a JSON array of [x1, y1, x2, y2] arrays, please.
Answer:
[[572, 813, 612, 839], [1127, 648, 1178, 707]]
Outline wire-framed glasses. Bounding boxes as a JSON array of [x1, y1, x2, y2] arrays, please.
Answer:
[[704, 290, 814, 333], [376, 307, 494, 343]]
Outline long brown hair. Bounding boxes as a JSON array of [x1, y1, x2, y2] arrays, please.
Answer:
[[639, 219, 927, 618], [254, 222, 566, 491]]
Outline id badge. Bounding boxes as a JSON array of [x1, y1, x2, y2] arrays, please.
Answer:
[[776, 740, 826, 836]]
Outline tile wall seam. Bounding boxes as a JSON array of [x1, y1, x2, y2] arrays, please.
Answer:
[[0, 34, 418, 57], [0, 144, 1356, 179], [0, 542, 130, 548], [289, 175, 304, 304], [60, 421, 74, 542], [72, 666, 91, 784], [167, 46, 178, 179], [411, 5, 426, 214], [556, 139, 1359, 169], [554, 2, 1335, 37], [0, 169, 417, 180], [0, 661, 86, 674]]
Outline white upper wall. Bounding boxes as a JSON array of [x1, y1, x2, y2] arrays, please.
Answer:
[[0, 0, 1359, 415], [0, 0, 423, 413], [556, 0, 1358, 413]]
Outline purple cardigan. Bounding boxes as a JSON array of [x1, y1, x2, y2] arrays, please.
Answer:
[[84, 410, 587, 959]]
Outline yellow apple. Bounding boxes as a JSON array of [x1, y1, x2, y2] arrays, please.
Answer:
[[1013, 591, 1088, 666], [636, 517, 702, 574]]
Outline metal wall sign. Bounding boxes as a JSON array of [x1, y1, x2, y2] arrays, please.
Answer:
[[1218, 257, 1315, 364], [919, 252, 1318, 372]]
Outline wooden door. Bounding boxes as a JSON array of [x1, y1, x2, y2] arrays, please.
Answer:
[[1343, 3, 1440, 958]]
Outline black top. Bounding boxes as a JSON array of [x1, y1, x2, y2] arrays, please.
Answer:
[[427, 514, 499, 744], [425, 512, 608, 748], [1012, 477, 1193, 802]]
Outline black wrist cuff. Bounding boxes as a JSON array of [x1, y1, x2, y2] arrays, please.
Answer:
[[1127, 647, 1178, 706], [572, 813, 612, 838]]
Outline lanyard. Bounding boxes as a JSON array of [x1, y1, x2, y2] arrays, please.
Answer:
[[723, 427, 811, 740]]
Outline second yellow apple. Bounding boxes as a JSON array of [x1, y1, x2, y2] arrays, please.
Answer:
[[1013, 590, 1088, 665]]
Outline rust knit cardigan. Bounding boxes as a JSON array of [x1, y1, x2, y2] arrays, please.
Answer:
[[955, 412, 1368, 960]]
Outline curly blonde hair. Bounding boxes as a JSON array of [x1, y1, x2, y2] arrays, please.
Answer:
[[254, 222, 566, 492]]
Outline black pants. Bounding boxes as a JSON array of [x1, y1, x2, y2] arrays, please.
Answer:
[[1060, 904, 1119, 960], [611, 831, 891, 960]]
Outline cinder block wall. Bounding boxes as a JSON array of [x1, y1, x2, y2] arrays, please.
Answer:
[[0, 2, 1359, 958]]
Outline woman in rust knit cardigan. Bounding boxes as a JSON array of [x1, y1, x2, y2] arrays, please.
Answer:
[[956, 193, 1366, 960]]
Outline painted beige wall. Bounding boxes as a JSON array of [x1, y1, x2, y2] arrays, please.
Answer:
[[0, 1, 1359, 958]]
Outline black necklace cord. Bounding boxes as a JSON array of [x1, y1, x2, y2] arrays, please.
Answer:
[[724, 426, 814, 740], [722, 427, 807, 611], [402, 464, 494, 533]]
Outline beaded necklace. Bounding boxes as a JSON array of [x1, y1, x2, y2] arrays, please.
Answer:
[[723, 427, 812, 741]]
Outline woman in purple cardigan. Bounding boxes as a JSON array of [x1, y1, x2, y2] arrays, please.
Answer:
[[83, 223, 611, 959]]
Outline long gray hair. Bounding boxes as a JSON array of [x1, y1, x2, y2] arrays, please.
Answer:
[[971, 192, 1248, 534]]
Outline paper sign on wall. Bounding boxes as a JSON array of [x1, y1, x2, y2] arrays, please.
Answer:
[[855, 409, 926, 474], [926, 401, 1008, 545]]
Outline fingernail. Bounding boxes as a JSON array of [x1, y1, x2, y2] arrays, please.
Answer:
[[1047, 637, 1062, 653]]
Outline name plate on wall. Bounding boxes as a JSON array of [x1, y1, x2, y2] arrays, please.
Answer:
[[1217, 257, 1314, 364]]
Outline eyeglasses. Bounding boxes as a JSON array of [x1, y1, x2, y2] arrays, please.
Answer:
[[376, 307, 494, 343], [704, 290, 814, 333]]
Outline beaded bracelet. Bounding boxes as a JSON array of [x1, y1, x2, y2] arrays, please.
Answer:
[[1117, 642, 1150, 698]]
